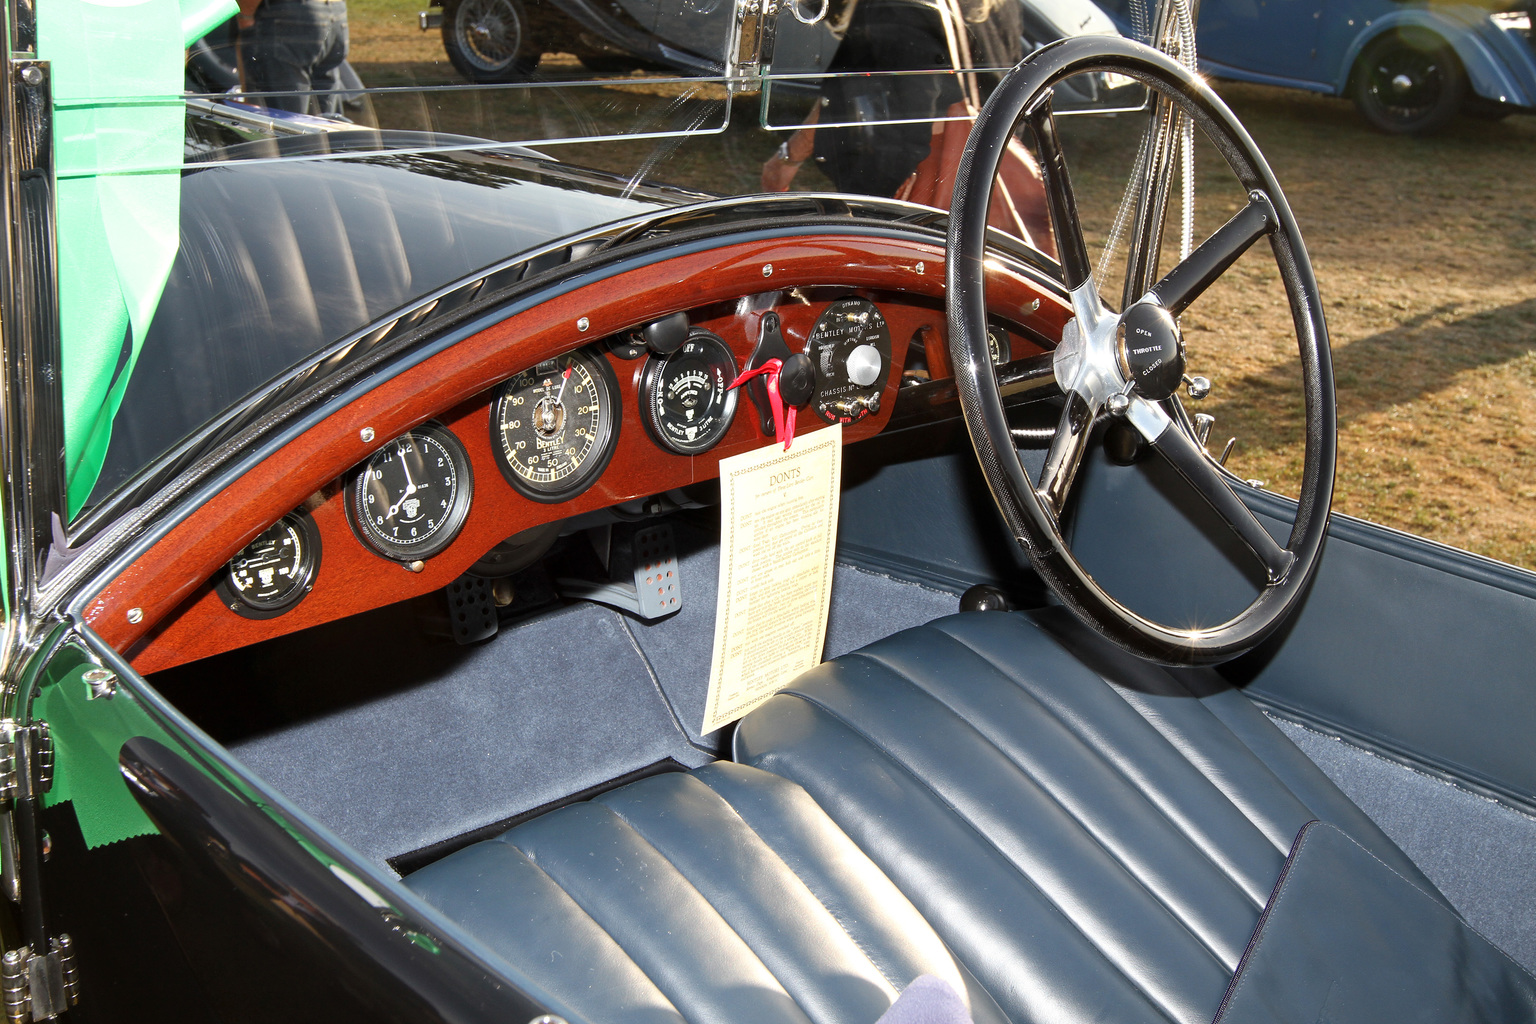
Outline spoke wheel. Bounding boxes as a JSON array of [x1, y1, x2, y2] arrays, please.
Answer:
[[1352, 29, 1465, 135], [442, 0, 540, 83], [946, 36, 1337, 665]]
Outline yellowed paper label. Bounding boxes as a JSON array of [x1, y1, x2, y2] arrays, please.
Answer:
[[702, 424, 843, 735]]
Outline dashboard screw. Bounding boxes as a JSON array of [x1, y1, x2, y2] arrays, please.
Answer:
[[407, 560, 426, 573], [19, 66, 41, 87], [360, 427, 375, 443], [126, 607, 143, 625], [762, 263, 773, 277], [576, 317, 590, 332], [1026, 298, 1041, 313], [915, 262, 925, 275]]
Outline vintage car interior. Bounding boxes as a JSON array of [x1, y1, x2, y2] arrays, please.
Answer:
[[10, 17, 1534, 1024]]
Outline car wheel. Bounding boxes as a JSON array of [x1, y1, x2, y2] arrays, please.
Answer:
[[441, 0, 540, 83], [1351, 28, 1465, 135]]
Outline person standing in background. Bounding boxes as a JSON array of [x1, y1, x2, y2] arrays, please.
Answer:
[[237, 0, 349, 115]]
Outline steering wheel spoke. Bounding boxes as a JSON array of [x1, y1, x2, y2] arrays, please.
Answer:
[[1149, 192, 1276, 316], [1029, 105, 1095, 295], [1126, 397, 1295, 583], [1038, 391, 1097, 518]]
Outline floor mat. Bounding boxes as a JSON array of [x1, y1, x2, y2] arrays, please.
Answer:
[[1273, 716, 1536, 974], [230, 601, 709, 866]]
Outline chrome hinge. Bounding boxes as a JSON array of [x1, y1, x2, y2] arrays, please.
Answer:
[[1, 936, 79, 1023], [0, 722, 52, 803], [726, 0, 780, 91]]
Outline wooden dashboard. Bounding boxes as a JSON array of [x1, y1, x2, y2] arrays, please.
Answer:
[[83, 234, 1068, 673]]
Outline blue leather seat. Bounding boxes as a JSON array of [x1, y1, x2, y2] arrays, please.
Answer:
[[405, 610, 1447, 1024]]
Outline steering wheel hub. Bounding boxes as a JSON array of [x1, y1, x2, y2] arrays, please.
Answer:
[[1117, 301, 1185, 402]]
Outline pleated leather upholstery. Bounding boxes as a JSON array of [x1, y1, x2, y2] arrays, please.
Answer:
[[406, 762, 1009, 1024], [409, 609, 1442, 1024], [734, 610, 1445, 1024]]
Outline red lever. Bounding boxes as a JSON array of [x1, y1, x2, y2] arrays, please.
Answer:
[[727, 358, 798, 450]]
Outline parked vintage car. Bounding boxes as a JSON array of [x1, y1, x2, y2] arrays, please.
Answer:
[[0, 0, 1532, 1021], [1100, 0, 1536, 132], [420, 0, 1124, 83]]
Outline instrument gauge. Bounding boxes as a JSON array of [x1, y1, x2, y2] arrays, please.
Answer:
[[217, 512, 321, 619], [638, 329, 738, 455], [492, 347, 620, 503], [347, 423, 473, 562], [987, 324, 1011, 366]]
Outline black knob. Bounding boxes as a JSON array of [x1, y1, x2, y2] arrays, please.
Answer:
[[642, 312, 690, 355], [779, 352, 817, 408], [959, 584, 1011, 613]]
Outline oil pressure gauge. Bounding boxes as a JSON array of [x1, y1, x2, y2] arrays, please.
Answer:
[[217, 511, 321, 619], [639, 329, 738, 455]]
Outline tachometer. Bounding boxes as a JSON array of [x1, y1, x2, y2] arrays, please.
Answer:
[[492, 347, 620, 503], [638, 329, 738, 455], [216, 511, 321, 618], [347, 423, 473, 562]]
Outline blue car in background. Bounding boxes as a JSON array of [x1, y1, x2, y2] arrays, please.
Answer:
[[1101, 0, 1536, 132]]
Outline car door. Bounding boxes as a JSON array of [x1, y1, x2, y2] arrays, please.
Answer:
[[1199, 0, 1328, 83]]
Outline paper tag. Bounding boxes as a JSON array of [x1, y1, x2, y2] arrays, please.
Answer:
[[701, 424, 843, 735]]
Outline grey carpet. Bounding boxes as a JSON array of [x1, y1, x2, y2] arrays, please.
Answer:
[[624, 523, 963, 748], [231, 601, 708, 867], [1272, 716, 1536, 974]]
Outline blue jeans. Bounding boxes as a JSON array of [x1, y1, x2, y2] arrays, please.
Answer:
[[242, 0, 349, 116]]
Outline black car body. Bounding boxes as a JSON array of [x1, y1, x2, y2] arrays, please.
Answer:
[[0, 2, 1531, 1023]]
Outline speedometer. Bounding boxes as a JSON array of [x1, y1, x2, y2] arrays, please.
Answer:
[[638, 329, 738, 455], [491, 347, 620, 503]]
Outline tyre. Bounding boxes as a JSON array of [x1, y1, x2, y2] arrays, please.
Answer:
[[441, 0, 540, 83], [1351, 28, 1466, 135]]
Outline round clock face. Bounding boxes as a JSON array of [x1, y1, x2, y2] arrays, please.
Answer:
[[217, 512, 321, 619], [491, 347, 620, 503], [347, 423, 473, 562]]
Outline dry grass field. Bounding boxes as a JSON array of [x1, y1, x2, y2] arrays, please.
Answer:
[[344, 0, 1536, 568]]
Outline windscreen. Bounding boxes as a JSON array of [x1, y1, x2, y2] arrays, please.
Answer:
[[46, 0, 1147, 524]]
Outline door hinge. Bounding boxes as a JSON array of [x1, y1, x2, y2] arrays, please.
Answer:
[[0, 722, 52, 803], [1, 936, 78, 1023]]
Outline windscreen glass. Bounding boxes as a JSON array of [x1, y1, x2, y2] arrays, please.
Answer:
[[46, 0, 1148, 525]]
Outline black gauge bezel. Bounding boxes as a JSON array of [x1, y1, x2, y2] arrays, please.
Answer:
[[490, 347, 622, 504], [216, 511, 323, 620], [638, 329, 739, 456], [346, 422, 474, 563]]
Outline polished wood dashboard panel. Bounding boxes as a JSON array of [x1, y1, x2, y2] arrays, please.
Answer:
[[85, 234, 1068, 673]]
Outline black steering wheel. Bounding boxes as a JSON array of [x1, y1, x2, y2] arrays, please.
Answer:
[[946, 36, 1337, 665]]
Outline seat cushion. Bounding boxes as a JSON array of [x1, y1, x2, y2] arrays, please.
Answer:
[[733, 609, 1447, 1024], [405, 761, 1008, 1024], [408, 608, 1448, 1024]]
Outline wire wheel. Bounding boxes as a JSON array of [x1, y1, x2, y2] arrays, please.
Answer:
[[1352, 29, 1465, 135], [442, 0, 540, 83]]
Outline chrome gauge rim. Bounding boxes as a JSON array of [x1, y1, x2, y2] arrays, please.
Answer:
[[347, 422, 475, 562], [491, 347, 621, 503]]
